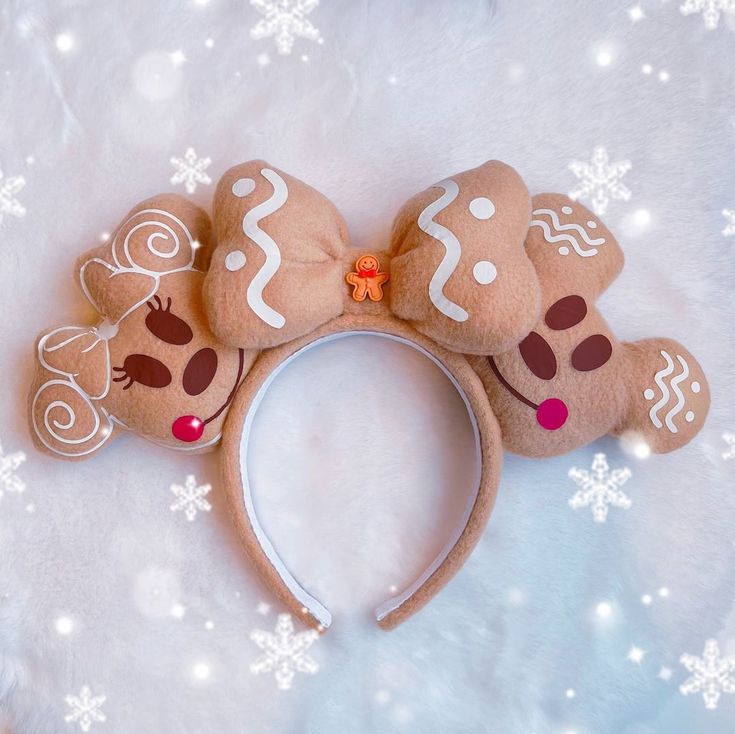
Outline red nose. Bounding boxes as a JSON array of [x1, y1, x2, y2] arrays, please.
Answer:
[[171, 415, 205, 442], [536, 398, 568, 431]]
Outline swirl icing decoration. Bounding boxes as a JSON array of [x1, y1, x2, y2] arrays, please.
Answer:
[[530, 206, 606, 258], [112, 208, 196, 273], [79, 208, 198, 323], [233, 168, 288, 330], [32, 380, 114, 458], [417, 178, 469, 323], [643, 350, 698, 434]]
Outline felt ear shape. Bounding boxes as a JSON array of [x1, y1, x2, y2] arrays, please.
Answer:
[[203, 161, 349, 349], [388, 160, 541, 355], [616, 338, 710, 453], [78, 194, 213, 322], [524, 193, 624, 301]]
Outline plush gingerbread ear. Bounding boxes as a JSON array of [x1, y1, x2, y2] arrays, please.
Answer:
[[388, 160, 541, 355], [30, 327, 116, 460], [524, 193, 624, 301], [77, 194, 212, 322], [203, 161, 349, 349], [615, 338, 710, 453]]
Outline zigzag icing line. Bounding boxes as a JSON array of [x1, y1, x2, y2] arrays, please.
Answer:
[[243, 168, 288, 329], [530, 209, 606, 258], [531, 209, 606, 246], [665, 354, 690, 434], [649, 350, 676, 429], [417, 178, 468, 323]]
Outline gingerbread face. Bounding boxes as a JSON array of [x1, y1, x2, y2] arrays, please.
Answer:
[[103, 271, 246, 447], [472, 194, 710, 457], [357, 255, 378, 272], [30, 195, 255, 459]]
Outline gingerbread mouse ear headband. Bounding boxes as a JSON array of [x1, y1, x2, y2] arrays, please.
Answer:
[[29, 159, 710, 631]]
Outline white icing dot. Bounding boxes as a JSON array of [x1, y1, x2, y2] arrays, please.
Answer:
[[561, 206, 573, 215], [587, 220, 597, 228], [558, 246, 570, 255], [232, 177, 255, 197], [473, 260, 497, 285], [685, 411, 695, 423], [691, 381, 701, 394], [469, 197, 495, 220], [643, 388, 655, 400], [225, 250, 246, 271]]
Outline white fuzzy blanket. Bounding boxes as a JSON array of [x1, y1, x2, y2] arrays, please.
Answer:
[[1, 1, 734, 732]]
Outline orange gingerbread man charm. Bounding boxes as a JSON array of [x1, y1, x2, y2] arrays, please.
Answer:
[[346, 254, 389, 302]]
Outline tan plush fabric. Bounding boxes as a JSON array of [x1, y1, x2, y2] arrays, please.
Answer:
[[473, 194, 710, 457], [29, 195, 254, 459], [389, 160, 541, 355], [203, 160, 350, 350]]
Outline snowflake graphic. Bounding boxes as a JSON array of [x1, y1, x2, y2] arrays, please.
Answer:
[[250, 613, 319, 690], [568, 453, 632, 522], [568, 146, 632, 215], [0, 440, 26, 501], [722, 431, 735, 460], [680, 0, 735, 29], [170, 148, 212, 194], [250, 0, 323, 56], [679, 639, 735, 709], [0, 167, 26, 224], [723, 209, 735, 236], [64, 685, 107, 731], [170, 474, 212, 521]]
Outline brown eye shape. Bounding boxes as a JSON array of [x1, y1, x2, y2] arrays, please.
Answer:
[[519, 331, 557, 380], [113, 354, 172, 390], [145, 296, 193, 345], [545, 295, 587, 330], [183, 348, 218, 396], [571, 334, 613, 372]]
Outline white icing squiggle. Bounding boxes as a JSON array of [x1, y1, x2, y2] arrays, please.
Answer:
[[648, 351, 675, 429], [646, 350, 691, 434], [242, 168, 287, 329], [530, 208, 606, 258], [665, 354, 690, 432], [418, 179, 468, 323]]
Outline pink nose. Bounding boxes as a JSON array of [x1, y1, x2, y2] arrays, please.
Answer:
[[536, 398, 568, 431], [171, 415, 205, 442]]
